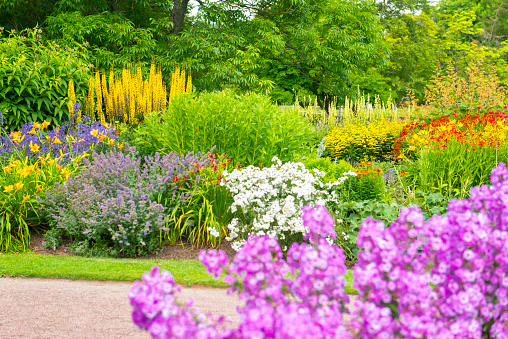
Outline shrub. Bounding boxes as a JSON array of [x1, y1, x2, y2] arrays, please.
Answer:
[[325, 120, 404, 162], [0, 28, 91, 130], [129, 90, 318, 167], [37, 146, 215, 257], [222, 157, 356, 251], [129, 205, 352, 338]]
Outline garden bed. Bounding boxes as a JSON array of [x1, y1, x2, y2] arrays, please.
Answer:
[[29, 231, 237, 261]]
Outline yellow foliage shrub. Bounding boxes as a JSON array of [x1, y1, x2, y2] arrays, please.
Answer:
[[325, 120, 405, 162]]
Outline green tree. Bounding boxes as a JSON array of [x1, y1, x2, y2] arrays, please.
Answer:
[[171, 0, 388, 106]]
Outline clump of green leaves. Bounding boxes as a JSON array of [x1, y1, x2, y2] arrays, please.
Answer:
[[130, 90, 319, 167], [0, 28, 91, 130]]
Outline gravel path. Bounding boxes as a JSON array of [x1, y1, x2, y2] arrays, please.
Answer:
[[0, 277, 357, 338]]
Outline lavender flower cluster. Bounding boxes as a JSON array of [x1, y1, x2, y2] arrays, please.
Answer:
[[129, 205, 352, 338], [0, 117, 117, 165], [38, 146, 214, 257], [353, 162, 508, 338]]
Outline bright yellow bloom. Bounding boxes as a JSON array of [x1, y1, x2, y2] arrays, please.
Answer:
[[47, 159, 56, 166], [33, 122, 41, 129], [3, 165, 10, 173], [28, 128, 37, 134], [3, 185, 13, 193], [10, 131, 25, 144], [61, 168, 71, 179], [17, 166, 34, 178], [35, 184, 43, 192], [41, 121, 51, 129], [29, 141, 40, 152], [98, 134, 107, 143], [14, 182, 24, 190], [117, 142, 124, 150], [82, 151, 90, 158], [52, 137, 62, 144], [90, 129, 99, 137], [105, 138, 115, 146], [21, 195, 30, 203]]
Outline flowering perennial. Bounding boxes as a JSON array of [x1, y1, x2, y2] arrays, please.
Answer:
[[221, 157, 356, 251], [353, 162, 508, 338], [129, 205, 352, 338]]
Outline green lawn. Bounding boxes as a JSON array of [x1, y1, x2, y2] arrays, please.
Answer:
[[0, 253, 357, 294]]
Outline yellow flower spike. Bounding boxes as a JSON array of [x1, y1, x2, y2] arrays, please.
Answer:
[[41, 121, 50, 129], [3, 185, 13, 193], [29, 141, 40, 152], [14, 182, 24, 191], [21, 195, 30, 204]]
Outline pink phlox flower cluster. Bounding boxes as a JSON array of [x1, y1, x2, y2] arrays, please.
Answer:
[[128, 266, 230, 339], [129, 205, 353, 338], [354, 163, 508, 338]]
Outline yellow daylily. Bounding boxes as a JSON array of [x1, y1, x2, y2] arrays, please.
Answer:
[[41, 121, 51, 129], [3, 165, 10, 173], [52, 137, 62, 144], [82, 151, 90, 158], [21, 195, 31, 203], [3, 185, 14, 193], [105, 138, 115, 146], [29, 141, 40, 152], [17, 166, 34, 178], [61, 168, 72, 179], [33, 122, 41, 129], [35, 184, 43, 192], [90, 129, 99, 137], [98, 134, 107, 143], [14, 182, 24, 191]]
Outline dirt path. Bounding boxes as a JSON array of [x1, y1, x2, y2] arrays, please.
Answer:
[[0, 277, 357, 338]]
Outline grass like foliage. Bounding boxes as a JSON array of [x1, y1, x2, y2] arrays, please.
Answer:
[[129, 91, 318, 167]]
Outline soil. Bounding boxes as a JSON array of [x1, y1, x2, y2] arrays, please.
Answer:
[[29, 231, 238, 261]]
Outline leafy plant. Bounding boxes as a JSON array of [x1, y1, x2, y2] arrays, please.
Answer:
[[0, 28, 91, 130], [130, 90, 318, 167], [302, 157, 353, 183], [325, 120, 405, 162], [222, 157, 355, 251]]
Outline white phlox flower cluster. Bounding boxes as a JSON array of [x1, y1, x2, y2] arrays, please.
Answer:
[[221, 157, 356, 250]]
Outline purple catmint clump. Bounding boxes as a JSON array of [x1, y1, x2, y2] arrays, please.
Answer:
[[129, 205, 353, 338], [38, 145, 214, 257], [353, 162, 508, 338]]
